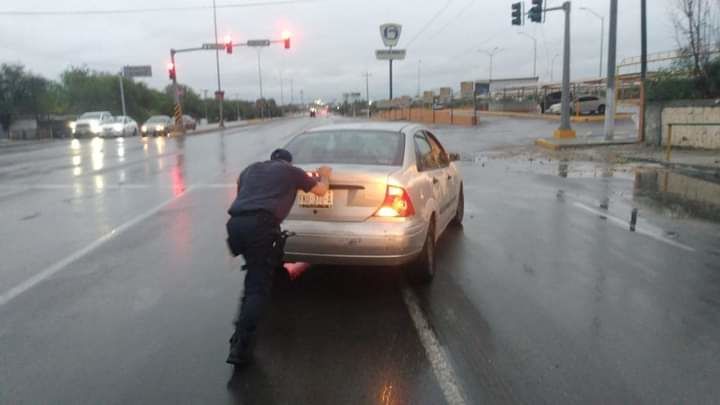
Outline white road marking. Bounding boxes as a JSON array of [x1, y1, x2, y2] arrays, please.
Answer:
[[572, 201, 695, 252], [0, 186, 196, 308], [401, 287, 467, 405]]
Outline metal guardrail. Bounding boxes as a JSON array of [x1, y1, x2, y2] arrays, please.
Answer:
[[665, 122, 720, 161]]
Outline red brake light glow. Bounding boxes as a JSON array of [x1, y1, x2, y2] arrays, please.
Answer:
[[375, 185, 415, 217]]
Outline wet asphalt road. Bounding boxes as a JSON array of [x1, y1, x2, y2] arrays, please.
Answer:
[[1, 116, 720, 404]]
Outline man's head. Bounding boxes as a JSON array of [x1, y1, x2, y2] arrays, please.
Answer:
[[270, 148, 293, 163]]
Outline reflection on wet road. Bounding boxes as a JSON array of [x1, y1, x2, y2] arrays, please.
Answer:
[[1, 117, 719, 404]]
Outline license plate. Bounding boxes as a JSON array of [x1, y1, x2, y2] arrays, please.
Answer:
[[298, 190, 333, 208]]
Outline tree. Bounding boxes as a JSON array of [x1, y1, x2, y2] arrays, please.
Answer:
[[0, 64, 53, 130], [672, 0, 719, 81]]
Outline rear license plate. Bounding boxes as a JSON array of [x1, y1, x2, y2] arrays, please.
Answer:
[[298, 190, 333, 208]]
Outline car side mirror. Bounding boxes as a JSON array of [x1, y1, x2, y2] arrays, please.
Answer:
[[448, 152, 460, 162]]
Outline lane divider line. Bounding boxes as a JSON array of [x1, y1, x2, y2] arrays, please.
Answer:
[[401, 287, 467, 405], [0, 186, 196, 308], [572, 201, 695, 252]]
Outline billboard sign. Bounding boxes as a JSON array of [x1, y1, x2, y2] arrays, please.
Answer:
[[380, 23, 402, 47]]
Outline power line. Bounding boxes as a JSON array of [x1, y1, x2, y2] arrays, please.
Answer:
[[0, 0, 319, 16], [405, 0, 454, 48]]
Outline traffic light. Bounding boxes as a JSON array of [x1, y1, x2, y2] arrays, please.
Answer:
[[511, 2, 523, 26], [224, 35, 233, 54], [167, 62, 176, 80], [529, 0, 543, 23], [282, 31, 292, 49]]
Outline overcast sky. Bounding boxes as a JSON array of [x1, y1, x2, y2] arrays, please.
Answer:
[[0, 0, 677, 103]]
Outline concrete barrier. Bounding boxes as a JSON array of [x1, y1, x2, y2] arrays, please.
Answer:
[[374, 107, 477, 127]]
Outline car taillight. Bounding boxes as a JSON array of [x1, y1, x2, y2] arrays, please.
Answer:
[[375, 185, 415, 217]]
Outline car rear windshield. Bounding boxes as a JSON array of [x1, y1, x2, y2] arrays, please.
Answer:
[[79, 112, 103, 119], [286, 130, 404, 166]]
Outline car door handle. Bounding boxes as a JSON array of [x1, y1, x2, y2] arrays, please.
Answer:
[[432, 177, 439, 185], [447, 175, 452, 181]]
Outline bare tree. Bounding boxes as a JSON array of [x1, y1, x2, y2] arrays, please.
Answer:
[[672, 0, 718, 80]]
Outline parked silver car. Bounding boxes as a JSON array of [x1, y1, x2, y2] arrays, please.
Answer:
[[100, 116, 139, 137], [282, 122, 464, 282]]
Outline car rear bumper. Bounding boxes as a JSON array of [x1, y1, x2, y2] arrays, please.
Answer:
[[282, 217, 427, 266]]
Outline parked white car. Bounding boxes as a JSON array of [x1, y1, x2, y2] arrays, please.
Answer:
[[548, 95, 606, 115], [100, 116, 139, 137], [69, 111, 113, 136]]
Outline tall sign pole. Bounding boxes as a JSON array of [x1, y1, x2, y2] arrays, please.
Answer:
[[378, 23, 403, 101]]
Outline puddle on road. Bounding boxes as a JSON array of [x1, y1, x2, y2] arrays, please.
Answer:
[[463, 153, 720, 223], [633, 169, 720, 222]]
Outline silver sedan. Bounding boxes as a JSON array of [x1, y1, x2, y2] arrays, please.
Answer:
[[283, 122, 464, 282]]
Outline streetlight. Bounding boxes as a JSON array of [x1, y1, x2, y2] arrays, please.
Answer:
[[581, 6, 605, 78], [479, 47, 503, 83], [517, 32, 538, 78]]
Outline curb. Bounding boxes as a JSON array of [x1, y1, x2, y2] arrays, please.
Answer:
[[480, 111, 631, 123]]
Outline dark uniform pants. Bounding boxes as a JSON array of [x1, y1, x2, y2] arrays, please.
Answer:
[[226, 212, 281, 348]]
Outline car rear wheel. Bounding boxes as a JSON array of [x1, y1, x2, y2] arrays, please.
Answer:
[[408, 219, 436, 284], [451, 185, 464, 226]]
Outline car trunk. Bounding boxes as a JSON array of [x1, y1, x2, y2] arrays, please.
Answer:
[[288, 164, 398, 222]]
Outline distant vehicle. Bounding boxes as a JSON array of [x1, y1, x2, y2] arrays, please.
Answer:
[[100, 116, 138, 137], [141, 115, 173, 137], [283, 122, 464, 283], [540, 91, 562, 114], [181, 115, 197, 130], [548, 95, 606, 115], [70, 111, 113, 137], [309, 108, 317, 117], [432, 103, 446, 110]]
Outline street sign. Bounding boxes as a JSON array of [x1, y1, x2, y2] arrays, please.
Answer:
[[122, 65, 152, 78], [376, 49, 407, 60], [202, 43, 225, 50], [246, 39, 271, 47], [380, 23, 402, 47], [215, 91, 225, 101]]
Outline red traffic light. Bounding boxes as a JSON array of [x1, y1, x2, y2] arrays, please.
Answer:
[[281, 31, 292, 49], [167, 62, 176, 80], [224, 35, 233, 54]]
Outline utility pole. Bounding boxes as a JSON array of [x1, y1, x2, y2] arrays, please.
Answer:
[[416, 59, 422, 97], [212, 0, 224, 128], [604, 0, 618, 140], [363, 72, 372, 119], [290, 79, 294, 105], [479, 47, 503, 83], [235, 93, 240, 121], [256, 48, 265, 119], [581, 7, 605, 78], [300, 89, 304, 107], [118, 72, 127, 117], [639, 0, 647, 142], [203, 89, 209, 121], [280, 71, 285, 107], [518, 32, 537, 78]]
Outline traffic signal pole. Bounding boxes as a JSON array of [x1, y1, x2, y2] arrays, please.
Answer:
[[543, 1, 575, 138]]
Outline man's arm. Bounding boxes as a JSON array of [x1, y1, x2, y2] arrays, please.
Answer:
[[309, 166, 332, 196]]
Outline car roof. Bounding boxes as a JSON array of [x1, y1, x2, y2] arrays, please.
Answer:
[[305, 121, 420, 134]]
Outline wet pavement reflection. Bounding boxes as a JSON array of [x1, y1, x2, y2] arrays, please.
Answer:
[[1, 118, 720, 404]]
